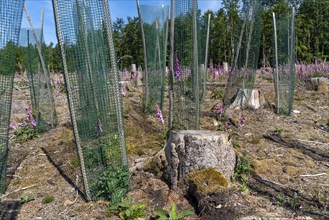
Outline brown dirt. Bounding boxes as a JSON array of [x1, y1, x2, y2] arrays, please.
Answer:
[[1, 74, 328, 219]]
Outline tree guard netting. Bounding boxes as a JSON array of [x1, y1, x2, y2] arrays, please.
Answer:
[[200, 13, 210, 101], [0, 0, 25, 195], [137, 1, 169, 112], [169, 0, 203, 130], [20, 27, 57, 132], [272, 8, 296, 115], [223, 0, 262, 106], [53, 0, 129, 202], [19, 28, 42, 47]]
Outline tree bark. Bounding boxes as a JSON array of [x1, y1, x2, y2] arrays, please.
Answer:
[[163, 130, 236, 191]]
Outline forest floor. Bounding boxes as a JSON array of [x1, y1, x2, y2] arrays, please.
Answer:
[[0, 73, 328, 220]]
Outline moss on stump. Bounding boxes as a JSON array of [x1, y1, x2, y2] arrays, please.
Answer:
[[187, 168, 229, 195]]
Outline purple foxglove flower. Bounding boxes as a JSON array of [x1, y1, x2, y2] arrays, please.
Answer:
[[97, 120, 103, 136], [29, 117, 37, 127], [174, 57, 181, 81], [216, 104, 223, 116], [121, 82, 126, 97], [218, 65, 223, 76], [18, 62, 22, 70], [10, 121, 18, 130], [155, 106, 164, 124], [210, 63, 214, 72], [26, 107, 32, 116], [240, 114, 247, 127]]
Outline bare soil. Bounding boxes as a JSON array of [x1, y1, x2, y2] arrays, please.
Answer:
[[1, 74, 328, 220]]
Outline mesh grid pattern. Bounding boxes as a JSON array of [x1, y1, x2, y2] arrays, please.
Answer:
[[0, 0, 25, 195], [170, 0, 202, 130], [138, 3, 169, 112], [273, 8, 296, 115], [53, 0, 128, 202], [19, 28, 42, 47], [21, 28, 57, 132], [223, 0, 262, 105]]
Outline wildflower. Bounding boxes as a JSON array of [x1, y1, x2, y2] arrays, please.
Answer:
[[25, 107, 32, 116], [240, 114, 247, 127], [218, 65, 223, 76], [23, 69, 27, 78], [29, 117, 37, 127], [10, 121, 18, 130], [121, 82, 126, 97], [216, 104, 223, 117], [18, 61, 22, 70], [213, 70, 217, 81], [97, 120, 103, 136], [174, 57, 181, 81], [155, 105, 164, 124]]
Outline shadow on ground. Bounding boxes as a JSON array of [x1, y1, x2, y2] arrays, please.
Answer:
[[0, 200, 22, 220]]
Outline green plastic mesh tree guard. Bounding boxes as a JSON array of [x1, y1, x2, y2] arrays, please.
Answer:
[[20, 28, 57, 132], [137, 1, 169, 112], [223, 0, 262, 106], [0, 0, 25, 196], [169, 0, 204, 130], [53, 0, 129, 202], [19, 28, 42, 47], [272, 8, 296, 115]]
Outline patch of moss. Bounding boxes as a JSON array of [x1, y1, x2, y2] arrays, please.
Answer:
[[252, 159, 281, 176], [70, 154, 80, 168], [187, 168, 229, 195], [127, 142, 144, 155], [12, 179, 21, 186], [42, 195, 54, 204], [283, 166, 299, 176], [318, 81, 328, 94]]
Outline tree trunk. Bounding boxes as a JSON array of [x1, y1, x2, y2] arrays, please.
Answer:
[[163, 130, 236, 191], [229, 88, 266, 110]]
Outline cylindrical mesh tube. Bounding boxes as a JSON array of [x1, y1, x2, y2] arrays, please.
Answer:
[[0, 0, 25, 195], [52, 0, 129, 202]]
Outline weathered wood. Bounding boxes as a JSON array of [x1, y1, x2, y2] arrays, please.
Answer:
[[306, 77, 329, 91], [163, 130, 236, 191], [229, 88, 266, 110]]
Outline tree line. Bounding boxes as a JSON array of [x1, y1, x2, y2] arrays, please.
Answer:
[[10, 0, 329, 73]]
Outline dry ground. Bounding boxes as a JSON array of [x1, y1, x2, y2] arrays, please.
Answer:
[[0, 74, 328, 219]]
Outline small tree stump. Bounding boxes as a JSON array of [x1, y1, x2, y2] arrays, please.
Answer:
[[164, 130, 236, 191], [229, 88, 265, 110], [306, 77, 329, 91]]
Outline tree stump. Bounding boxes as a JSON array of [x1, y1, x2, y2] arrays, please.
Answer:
[[164, 130, 236, 191], [229, 88, 266, 110], [306, 77, 329, 91]]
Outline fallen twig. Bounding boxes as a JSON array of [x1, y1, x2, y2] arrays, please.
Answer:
[[319, 184, 329, 187], [300, 173, 327, 177], [298, 139, 328, 145], [0, 184, 37, 199]]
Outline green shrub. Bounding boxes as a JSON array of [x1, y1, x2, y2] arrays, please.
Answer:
[[154, 203, 194, 220], [234, 153, 251, 177], [109, 197, 146, 220], [15, 124, 40, 142], [20, 194, 35, 204]]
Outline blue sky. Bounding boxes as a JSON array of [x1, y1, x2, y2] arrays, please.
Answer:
[[22, 0, 221, 45]]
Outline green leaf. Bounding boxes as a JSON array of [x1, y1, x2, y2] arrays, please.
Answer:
[[177, 210, 194, 219], [154, 208, 168, 218], [169, 204, 177, 220]]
